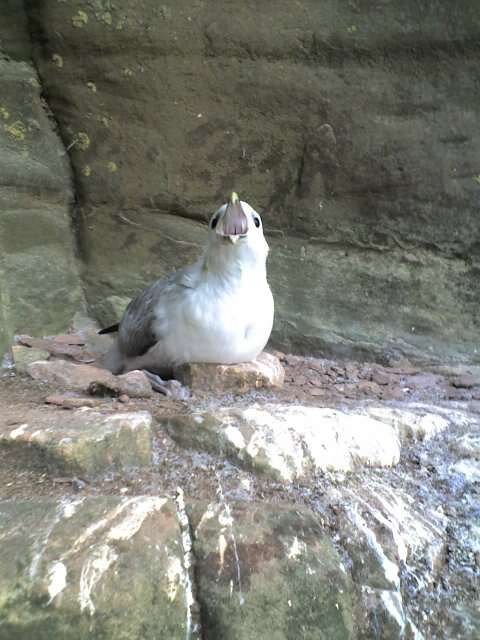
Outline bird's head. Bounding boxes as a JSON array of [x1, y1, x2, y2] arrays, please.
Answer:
[[207, 192, 269, 269]]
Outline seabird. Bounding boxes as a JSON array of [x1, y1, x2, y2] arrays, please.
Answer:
[[100, 192, 274, 394]]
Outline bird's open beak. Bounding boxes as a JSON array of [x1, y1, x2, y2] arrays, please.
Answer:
[[216, 192, 249, 241]]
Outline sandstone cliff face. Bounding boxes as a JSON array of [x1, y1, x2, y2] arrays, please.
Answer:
[[0, 1, 85, 355], [1, 1, 479, 363]]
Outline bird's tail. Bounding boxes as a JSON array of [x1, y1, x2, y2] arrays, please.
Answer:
[[98, 323, 120, 335]]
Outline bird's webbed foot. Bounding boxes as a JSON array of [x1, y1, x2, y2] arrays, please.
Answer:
[[143, 370, 190, 400]]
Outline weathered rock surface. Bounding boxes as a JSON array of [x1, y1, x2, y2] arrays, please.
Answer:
[[188, 451, 477, 640], [451, 373, 480, 389], [0, 0, 31, 60], [1, 491, 438, 640], [363, 405, 450, 441], [0, 362, 479, 639], [15, 333, 96, 364], [175, 352, 285, 393], [11, 345, 50, 374], [2, 1, 480, 363], [0, 8, 85, 355], [191, 499, 354, 639], [449, 458, 480, 483], [14, 0, 478, 365], [0, 496, 190, 639], [165, 404, 401, 480], [332, 478, 447, 639], [164, 401, 480, 485], [27, 359, 153, 398], [0, 491, 427, 640], [1, 2, 480, 636], [0, 407, 152, 475]]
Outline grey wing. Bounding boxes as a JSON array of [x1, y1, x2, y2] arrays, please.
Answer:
[[117, 265, 199, 358], [118, 277, 170, 358]]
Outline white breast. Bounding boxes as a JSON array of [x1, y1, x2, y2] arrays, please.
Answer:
[[152, 271, 274, 367]]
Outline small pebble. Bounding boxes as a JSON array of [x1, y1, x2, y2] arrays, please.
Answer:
[[72, 477, 87, 492], [451, 375, 479, 389], [45, 394, 98, 409], [371, 369, 392, 386]]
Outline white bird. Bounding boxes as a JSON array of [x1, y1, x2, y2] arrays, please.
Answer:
[[100, 192, 274, 394]]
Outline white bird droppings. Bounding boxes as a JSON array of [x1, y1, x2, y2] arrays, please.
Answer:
[[380, 590, 406, 633], [218, 533, 228, 576], [348, 506, 400, 589], [287, 536, 306, 560], [175, 487, 198, 640], [9, 423, 28, 439], [224, 425, 246, 450], [79, 544, 118, 616], [107, 497, 167, 542], [165, 555, 183, 602], [47, 561, 67, 604]]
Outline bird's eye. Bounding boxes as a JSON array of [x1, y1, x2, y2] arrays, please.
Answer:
[[254, 217, 261, 228], [211, 215, 219, 229]]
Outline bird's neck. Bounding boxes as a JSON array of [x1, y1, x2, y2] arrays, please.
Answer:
[[202, 247, 267, 287]]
